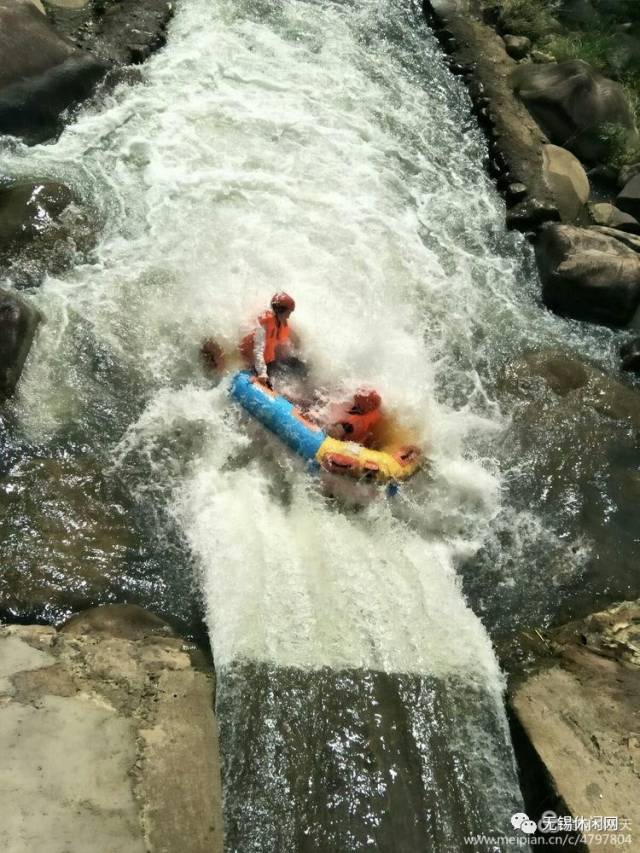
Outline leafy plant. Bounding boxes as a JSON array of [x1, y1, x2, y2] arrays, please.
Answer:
[[597, 123, 640, 169], [543, 32, 615, 73], [498, 0, 559, 40]]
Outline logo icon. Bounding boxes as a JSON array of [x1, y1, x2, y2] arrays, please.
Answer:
[[511, 812, 537, 835]]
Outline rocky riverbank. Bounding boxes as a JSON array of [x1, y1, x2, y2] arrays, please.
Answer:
[[0, 0, 172, 143], [0, 0, 174, 400], [420, 8, 640, 835], [424, 0, 640, 372], [0, 604, 224, 853], [508, 600, 640, 852]]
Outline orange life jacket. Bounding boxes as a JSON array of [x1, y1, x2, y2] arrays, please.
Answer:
[[332, 404, 381, 445], [240, 310, 290, 366]]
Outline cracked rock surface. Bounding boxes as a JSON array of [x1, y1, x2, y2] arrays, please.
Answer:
[[0, 604, 224, 853]]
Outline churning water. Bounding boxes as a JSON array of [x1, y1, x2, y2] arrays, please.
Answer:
[[2, 0, 629, 848]]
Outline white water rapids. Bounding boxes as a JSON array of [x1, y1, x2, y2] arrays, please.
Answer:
[[2, 0, 620, 847]]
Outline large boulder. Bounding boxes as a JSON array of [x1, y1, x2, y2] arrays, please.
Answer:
[[512, 60, 637, 164], [47, 0, 173, 67], [0, 0, 110, 141], [509, 601, 640, 837], [616, 173, 640, 222], [0, 179, 95, 286], [535, 223, 640, 325], [0, 607, 224, 853], [502, 34, 531, 60], [0, 288, 42, 399], [542, 144, 590, 222]]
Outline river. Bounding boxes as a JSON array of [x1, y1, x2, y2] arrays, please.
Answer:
[[1, 0, 634, 849]]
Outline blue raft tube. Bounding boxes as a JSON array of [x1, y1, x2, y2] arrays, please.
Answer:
[[230, 371, 422, 490]]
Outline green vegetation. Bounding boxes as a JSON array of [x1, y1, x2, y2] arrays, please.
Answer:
[[597, 123, 640, 170], [497, 0, 559, 40], [495, 0, 640, 166], [543, 31, 615, 72]]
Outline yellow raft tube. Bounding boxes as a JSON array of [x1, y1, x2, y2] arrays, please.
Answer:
[[231, 371, 422, 485]]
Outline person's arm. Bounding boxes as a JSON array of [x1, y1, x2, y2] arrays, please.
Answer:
[[253, 323, 268, 381], [327, 421, 353, 440]]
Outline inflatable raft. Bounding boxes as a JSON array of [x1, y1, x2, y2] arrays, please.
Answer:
[[230, 371, 421, 484]]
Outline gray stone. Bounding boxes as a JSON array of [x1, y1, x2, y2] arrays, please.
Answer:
[[588, 202, 640, 235], [542, 144, 590, 222], [0, 456, 134, 617], [506, 196, 560, 231], [512, 60, 637, 164], [589, 225, 640, 255], [48, 0, 173, 68], [506, 182, 528, 203], [617, 173, 640, 222], [501, 349, 640, 426], [498, 351, 640, 612], [535, 223, 640, 325], [503, 34, 531, 60], [510, 601, 640, 843], [530, 50, 555, 64], [422, 0, 559, 217], [0, 606, 224, 853], [621, 337, 640, 373], [0, 288, 42, 399], [0, 179, 96, 286], [0, 0, 110, 141], [618, 161, 640, 189]]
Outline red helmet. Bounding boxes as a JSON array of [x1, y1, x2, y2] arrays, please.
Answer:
[[353, 389, 381, 413], [271, 292, 295, 312]]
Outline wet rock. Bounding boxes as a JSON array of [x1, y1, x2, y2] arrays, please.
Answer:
[[510, 601, 640, 840], [0, 179, 95, 286], [506, 182, 527, 204], [542, 144, 589, 223], [0, 288, 42, 400], [620, 337, 640, 374], [0, 606, 224, 853], [495, 350, 640, 624], [47, 0, 173, 67], [512, 60, 637, 164], [535, 223, 640, 325], [0, 456, 136, 619], [618, 162, 640, 190], [588, 225, 640, 255], [0, 0, 110, 142], [616, 173, 640, 222], [501, 349, 640, 427], [503, 34, 530, 60], [506, 197, 560, 231], [588, 202, 640, 235]]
